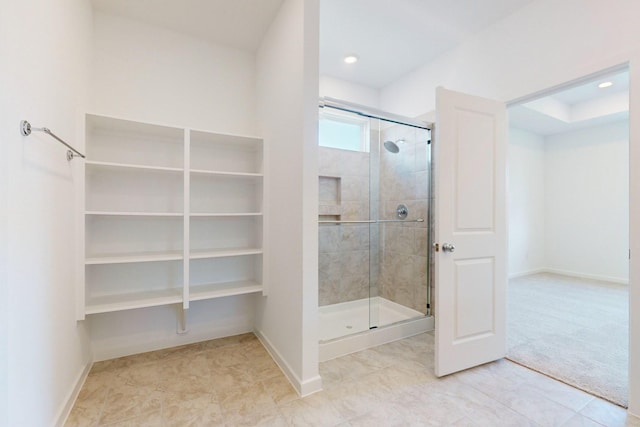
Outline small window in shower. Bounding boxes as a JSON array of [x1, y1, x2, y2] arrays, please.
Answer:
[[319, 110, 369, 152]]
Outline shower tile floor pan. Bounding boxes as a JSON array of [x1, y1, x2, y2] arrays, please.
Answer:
[[319, 296, 424, 341]]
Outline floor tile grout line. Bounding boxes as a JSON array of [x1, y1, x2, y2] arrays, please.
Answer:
[[558, 413, 609, 427], [461, 382, 528, 424], [505, 356, 625, 410], [506, 360, 602, 415]]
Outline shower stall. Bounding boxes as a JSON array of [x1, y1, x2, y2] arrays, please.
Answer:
[[318, 98, 433, 359]]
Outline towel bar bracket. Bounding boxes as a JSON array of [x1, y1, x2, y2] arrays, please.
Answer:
[[20, 120, 32, 137]]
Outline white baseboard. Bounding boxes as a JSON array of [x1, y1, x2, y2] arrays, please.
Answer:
[[543, 268, 629, 285], [55, 361, 92, 427], [510, 268, 629, 285], [255, 330, 322, 397], [298, 375, 323, 397], [319, 316, 434, 362], [509, 268, 546, 279]]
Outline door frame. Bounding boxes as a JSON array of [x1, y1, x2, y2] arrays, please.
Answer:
[[504, 62, 638, 415]]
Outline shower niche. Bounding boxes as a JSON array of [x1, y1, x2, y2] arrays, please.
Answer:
[[318, 175, 341, 220], [317, 101, 433, 354]]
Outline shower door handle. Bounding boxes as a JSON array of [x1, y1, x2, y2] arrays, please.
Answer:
[[442, 243, 456, 253]]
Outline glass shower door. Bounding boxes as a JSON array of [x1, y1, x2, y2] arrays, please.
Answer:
[[318, 106, 430, 342], [369, 119, 431, 330]]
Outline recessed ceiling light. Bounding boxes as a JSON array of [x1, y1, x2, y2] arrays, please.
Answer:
[[344, 54, 359, 64], [598, 81, 613, 89]]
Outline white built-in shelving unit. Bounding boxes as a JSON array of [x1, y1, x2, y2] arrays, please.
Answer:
[[78, 114, 264, 319]]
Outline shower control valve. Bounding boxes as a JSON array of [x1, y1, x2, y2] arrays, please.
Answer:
[[396, 204, 409, 220]]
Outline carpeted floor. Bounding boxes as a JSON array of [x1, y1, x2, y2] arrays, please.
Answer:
[[507, 272, 629, 407]]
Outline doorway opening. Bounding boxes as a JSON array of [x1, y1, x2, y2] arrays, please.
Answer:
[[506, 68, 630, 407]]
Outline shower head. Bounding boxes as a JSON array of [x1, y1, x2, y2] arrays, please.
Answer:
[[383, 140, 400, 153]]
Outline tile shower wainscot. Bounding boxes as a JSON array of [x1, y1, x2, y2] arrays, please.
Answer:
[[65, 332, 640, 426], [318, 146, 371, 307]]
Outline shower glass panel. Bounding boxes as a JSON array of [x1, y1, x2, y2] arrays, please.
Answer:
[[318, 106, 431, 342], [371, 120, 431, 330], [318, 109, 372, 341]]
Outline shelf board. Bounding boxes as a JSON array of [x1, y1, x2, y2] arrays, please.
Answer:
[[85, 288, 182, 315], [190, 212, 262, 217], [190, 248, 262, 260], [190, 169, 263, 178], [86, 160, 183, 173], [190, 280, 262, 302], [86, 211, 183, 217], [86, 251, 183, 265]]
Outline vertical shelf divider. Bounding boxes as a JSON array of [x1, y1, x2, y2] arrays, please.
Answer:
[[183, 128, 190, 310], [261, 140, 267, 297], [76, 114, 87, 320]]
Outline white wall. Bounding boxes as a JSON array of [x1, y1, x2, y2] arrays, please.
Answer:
[[89, 297, 256, 361], [508, 128, 546, 277], [256, 0, 321, 396], [319, 75, 380, 108], [0, 68, 8, 427], [380, 0, 640, 415], [91, 12, 257, 136], [0, 44, 8, 424], [0, 0, 93, 425], [88, 11, 262, 359], [628, 60, 640, 418], [508, 122, 629, 283], [545, 121, 629, 282]]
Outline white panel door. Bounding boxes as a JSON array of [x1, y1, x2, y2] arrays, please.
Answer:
[[434, 87, 507, 377]]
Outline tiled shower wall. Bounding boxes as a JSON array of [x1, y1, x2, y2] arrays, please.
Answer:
[[318, 146, 371, 306], [379, 125, 430, 315]]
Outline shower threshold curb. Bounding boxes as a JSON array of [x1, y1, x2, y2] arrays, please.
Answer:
[[319, 315, 434, 362]]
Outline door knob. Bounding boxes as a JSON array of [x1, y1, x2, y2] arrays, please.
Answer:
[[442, 243, 456, 253]]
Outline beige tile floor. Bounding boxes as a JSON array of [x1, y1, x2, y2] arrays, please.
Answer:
[[66, 332, 640, 426]]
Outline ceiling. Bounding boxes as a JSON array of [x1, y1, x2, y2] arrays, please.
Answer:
[[509, 70, 629, 136], [92, 0, 535, 89], [91, 0, 285, 52], [320, 0, 534, 88], [90, 1, 626, 132]]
